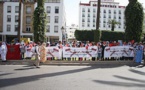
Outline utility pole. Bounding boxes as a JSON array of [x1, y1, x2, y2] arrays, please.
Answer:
[[17, 0, 22, 41], [96, 0, 101, 30]]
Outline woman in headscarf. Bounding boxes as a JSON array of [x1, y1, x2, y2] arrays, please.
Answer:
[[40, 42, 47, 63], [1, 42, 7, 62]]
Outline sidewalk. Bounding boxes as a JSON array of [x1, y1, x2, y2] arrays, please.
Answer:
[[0, 60, 139, 66]]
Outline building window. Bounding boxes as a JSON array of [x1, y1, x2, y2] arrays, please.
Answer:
[[104, 10, 106, 13], [103, 24, 105, 27], [46, 6, 51, 13], [82, 14, 85, 17], [88, 14, 90, 17], [15, 25, 18, 31], [82, 23, 85, 27], [93, 19, 95, 22], [15, 15, 18, 22], [119, 16, 121, 19], [119, 10, 121, 14], [93, 24, 95, 27], [7, 6, 11, 13], [26, 26, 31, 32], [82, 8, 85, 12], [93, 8, 96, 13], [46, 25, 50, 32], [109, 15, 111, 19], [109, 10, 111, 14], [93, 14, 96, 18], [88, 18, 90, 22], [114, 10, 116, 14], [26, 6, 31, 14], [7, 15, 11, 22], [54, 26, 58, 33], [26, 16, 31, 24], [55, 16, 59, 23], [104, 15, 106, 18], [47, 16, 50, 23], [55, 6, 59, 13], [88, 8, 90, 12], [7, 25, 11, 31], [103, 21, 106, 23], [114, 16, 116, 19], [88, 24, 90, 27], [15, 6, 19, 13], [82, 19, 85, 22]]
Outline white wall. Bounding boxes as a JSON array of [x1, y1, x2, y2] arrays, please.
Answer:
[[3, 2, 19, 35], [79, 1, 125, 32]]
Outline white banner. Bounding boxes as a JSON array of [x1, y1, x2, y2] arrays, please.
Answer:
[[46, 47, 62, 59], [63, 46, 98, 58], [104, 46, 134, 58]]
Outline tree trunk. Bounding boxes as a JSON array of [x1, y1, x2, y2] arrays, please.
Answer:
[[17, 0, 21, 41], [96, 0, 101, 30]]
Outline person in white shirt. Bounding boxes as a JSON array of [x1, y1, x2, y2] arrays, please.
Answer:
[[1, 42, 7, 62], [34, 42, 41, 68]]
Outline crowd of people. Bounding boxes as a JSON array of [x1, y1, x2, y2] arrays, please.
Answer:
[[0, 40, 145, 68]]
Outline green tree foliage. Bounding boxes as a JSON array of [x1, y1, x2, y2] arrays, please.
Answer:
[[101, 30, 125, 41], [33, 0, 47, 42], [108, 19, 120, 31], [94, 30, 101, 42], [125, 0, 144, 42], [75, 30, 94, 41]]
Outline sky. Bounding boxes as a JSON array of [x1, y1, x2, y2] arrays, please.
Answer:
[[64, 0, 145, 26]]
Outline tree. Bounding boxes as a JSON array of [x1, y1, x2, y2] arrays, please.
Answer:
[[125, 0, 144, 42], [33, 0, 47, 42], [108, 19, 120, 31], [96, 0, 101, 30]]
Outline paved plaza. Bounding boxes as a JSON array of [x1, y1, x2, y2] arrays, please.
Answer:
[[0, 65, 145, 90]]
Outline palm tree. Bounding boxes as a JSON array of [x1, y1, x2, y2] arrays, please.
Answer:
[[108, 19, 120, 31], [96, 0, 101, 30]]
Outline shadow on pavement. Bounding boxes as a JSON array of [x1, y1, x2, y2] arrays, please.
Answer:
[[0, 65, 129, 88], [93, 80, 145, 87], [93, 70, 145, 87], [0, 73, 13, 77], [14, 67, 35, 71], [0, 63, 143, 88], [129, 69, 145, 76], [114, 75, 145, 83]]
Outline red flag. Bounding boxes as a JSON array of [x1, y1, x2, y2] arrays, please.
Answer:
[[6, 45, 21, 60]]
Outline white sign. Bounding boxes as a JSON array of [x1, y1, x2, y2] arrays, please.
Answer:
[[104, 46, 134, 58], [46, 47, 62, 59], [63, 46, 98, 58], [90, 0, 114, 2]]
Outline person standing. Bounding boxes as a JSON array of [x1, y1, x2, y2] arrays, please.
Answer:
[[101, 41, 106, 60], [135, 43, 143, 64], [20, 44, 25, 60], [34, 42, 41, 68], [98, 44, 102, 60], [40, 42, 47, 63], [1, 42, 7, 62]]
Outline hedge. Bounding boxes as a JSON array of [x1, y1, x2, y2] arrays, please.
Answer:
[[74, 30, 125, 42]]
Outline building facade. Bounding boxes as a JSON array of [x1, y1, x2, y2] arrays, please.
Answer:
[[0, 0, 66, 43], [79, 0, 125, 31], [66, 24, 78, 42]]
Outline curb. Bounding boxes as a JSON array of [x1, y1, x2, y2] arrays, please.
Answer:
[[0, 60, 138, 66]]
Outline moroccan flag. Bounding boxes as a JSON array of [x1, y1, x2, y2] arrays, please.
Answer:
[[6, 45, 21, 60]]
